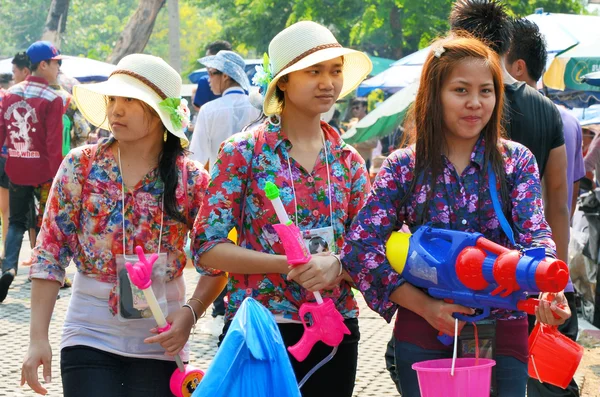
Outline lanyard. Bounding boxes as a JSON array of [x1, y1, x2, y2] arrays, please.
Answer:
[[117, 147, 164, 254], [286, 133, 334, 229]]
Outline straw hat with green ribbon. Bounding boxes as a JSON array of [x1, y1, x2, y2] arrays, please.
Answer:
[[259, 21, 373, 116], [73, 53, 190, 143]]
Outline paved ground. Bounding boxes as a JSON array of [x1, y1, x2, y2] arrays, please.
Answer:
[[0, 239, 598, 396], [0, 239, 397, 396]]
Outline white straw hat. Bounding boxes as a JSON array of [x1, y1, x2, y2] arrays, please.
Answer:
[[73, 54, 190, 142], [263, 21, 372, 116]]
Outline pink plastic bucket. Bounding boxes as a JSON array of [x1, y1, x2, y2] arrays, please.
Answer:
[[412, 358, 495, 397]]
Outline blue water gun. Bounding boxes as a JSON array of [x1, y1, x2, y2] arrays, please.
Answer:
[[386, 226, 569, 344]]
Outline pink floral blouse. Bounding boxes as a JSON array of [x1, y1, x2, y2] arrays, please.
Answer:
[[30, 138, 208, 291]]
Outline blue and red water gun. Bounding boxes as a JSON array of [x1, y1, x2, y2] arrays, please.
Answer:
[[386, 226, 569, 344]]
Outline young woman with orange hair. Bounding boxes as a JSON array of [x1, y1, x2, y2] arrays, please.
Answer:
[[341, 35, 570, 396]]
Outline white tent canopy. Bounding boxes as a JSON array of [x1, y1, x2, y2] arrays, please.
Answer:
[[0, 55, 116, 82]]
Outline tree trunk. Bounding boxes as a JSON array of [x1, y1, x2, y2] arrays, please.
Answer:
[[40, 0, 70, 47], [107, 0, 166, 65], [389, 4, 404, 60], [167, 0, 181, 72]]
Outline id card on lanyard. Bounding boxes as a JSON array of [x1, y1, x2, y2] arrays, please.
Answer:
[[287, 132, 336, 255], [115, 147, 168, 322]]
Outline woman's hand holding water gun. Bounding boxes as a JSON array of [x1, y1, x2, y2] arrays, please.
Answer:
[[287, 252, 341, 291], [535, 291, 571, 327], [422, 297, 474, 337], [145, 307, 195, 356]]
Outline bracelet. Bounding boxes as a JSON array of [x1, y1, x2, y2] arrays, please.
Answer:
[[331, 254, 343, 277], [182, 303, 197, 325], [187, 297, 207, 319]]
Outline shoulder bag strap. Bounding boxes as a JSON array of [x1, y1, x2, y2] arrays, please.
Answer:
[[488, 163, 516, 246]]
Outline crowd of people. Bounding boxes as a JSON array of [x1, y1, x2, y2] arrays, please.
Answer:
[[0, 0, 594, 396]]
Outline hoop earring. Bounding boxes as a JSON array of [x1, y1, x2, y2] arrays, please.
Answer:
[[268, 114, 281, 128]]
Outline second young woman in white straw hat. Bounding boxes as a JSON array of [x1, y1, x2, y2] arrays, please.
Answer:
[[21, 54, 227, 397], [192, 21, 372, 396]]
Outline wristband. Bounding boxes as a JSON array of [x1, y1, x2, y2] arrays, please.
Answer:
[[182, 303, 198, 325]]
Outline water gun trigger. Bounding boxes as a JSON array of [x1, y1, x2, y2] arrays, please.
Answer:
[[454, 307, 489, 322], [298, 306, 315, 329]]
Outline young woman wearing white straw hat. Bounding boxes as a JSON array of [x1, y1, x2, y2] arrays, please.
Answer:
[[20, 54, 227, 397], [192, 21, 372, 396]]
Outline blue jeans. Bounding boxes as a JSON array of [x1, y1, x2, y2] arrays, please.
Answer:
[[394, 340, 527, 397]]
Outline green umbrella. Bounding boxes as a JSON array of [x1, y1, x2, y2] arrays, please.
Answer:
[[343, 81, 419, 144], [544, 40, 600, 92]]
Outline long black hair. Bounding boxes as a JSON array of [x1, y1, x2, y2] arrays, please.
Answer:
[[159, 131, 187, 224]]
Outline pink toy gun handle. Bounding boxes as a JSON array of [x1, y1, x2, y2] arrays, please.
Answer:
[[288, 299, 351, 362], [273, 223, 311, 266]]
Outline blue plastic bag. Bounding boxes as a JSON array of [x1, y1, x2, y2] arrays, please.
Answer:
[[192, 297, 301, 397]]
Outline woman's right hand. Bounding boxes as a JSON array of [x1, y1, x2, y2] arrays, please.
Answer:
[[21, 339, 53, 395], [287, 253, 341, 291], [422, 298, 474, 336]]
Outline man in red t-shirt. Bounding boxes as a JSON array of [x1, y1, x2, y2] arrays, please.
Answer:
[[0, 41, 64, 302]]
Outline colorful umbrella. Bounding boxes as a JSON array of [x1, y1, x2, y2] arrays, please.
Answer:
[[357, 47, 429, 97], [544, 40, 600, 92], [583, 71, 600, 87], [343, 81, 419, 144]]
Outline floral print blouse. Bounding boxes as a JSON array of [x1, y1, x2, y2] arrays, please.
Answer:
[[30, 138, 208, 293], [192, 120, 370, 322], [342, 137, 556, 323]]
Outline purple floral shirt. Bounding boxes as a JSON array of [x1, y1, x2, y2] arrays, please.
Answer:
[[342, 137, 556, 322]]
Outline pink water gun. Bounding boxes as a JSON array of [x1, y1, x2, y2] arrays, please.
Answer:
[[125, 246, 204, 397], [264, 182, 350, 362]]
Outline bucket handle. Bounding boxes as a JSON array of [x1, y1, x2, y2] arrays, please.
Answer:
[[530, 355, 543, 384], [451, 318, 458, 376], [530, 323, 558, 384]]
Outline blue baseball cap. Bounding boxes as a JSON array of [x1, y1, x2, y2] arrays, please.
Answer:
[[26, 41, 62, 64]]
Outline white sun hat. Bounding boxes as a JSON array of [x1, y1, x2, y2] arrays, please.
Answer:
[[262, 21, 373, 116], [73, 54, 190, 142]]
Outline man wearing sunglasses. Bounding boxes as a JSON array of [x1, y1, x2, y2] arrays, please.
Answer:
[[0, 41, 64, 302]]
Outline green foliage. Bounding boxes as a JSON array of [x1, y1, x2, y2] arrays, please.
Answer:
[[146, 3, 223, 79], [0, 0, 587, 76], [62, 0, 137, 59], [505, 0, 585, 16], [0, 0, 48, 55], [192, 0, 586, 61]]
